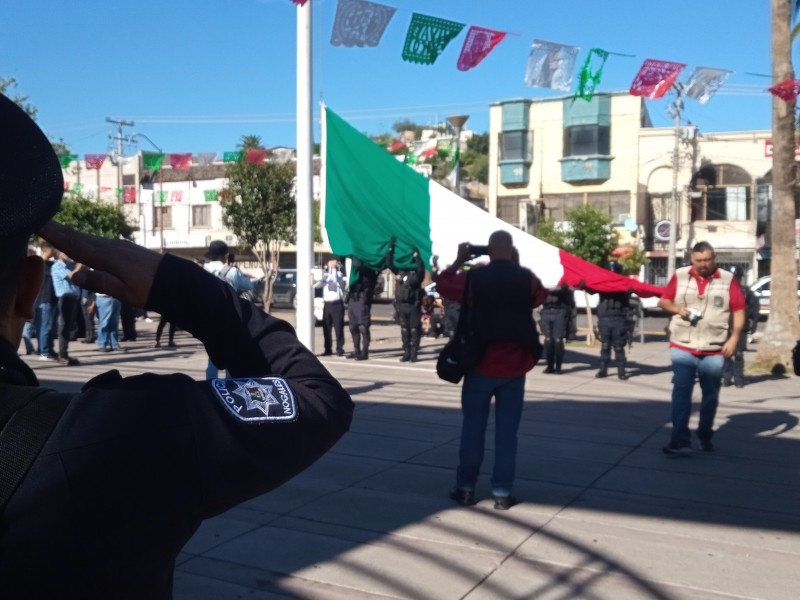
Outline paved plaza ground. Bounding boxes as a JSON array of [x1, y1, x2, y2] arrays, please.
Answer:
[[19, 316, 800, 599]]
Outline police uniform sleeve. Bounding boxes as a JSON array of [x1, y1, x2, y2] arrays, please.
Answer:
[[142, 254, 355, 516]]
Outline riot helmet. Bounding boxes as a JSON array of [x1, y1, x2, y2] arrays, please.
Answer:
[[729, 265, 743, 279]]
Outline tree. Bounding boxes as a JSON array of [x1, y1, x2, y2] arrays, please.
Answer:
[[537, 205, 618, 345], [756, 0, 800, 371], [0, 76, 36, 119], [54, 195, 135, 240], [238, 134, 263, 150], [221, 159, 297, 307]]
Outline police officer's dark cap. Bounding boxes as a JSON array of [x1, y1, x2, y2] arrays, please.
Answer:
[[205, 240, 229, 260], [0, 93, 64, 247]]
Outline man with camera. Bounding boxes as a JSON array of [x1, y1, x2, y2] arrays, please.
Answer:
[[658, 241, 745, 456], [436, 231, 547, 510]]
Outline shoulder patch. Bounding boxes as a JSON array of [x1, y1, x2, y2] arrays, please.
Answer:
[[211, 377, 298, 423]]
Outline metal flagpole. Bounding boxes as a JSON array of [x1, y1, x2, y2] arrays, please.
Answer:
[[295, 0, 315, 350]]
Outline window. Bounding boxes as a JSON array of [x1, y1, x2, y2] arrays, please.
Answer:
[[690, 164, 752, 221], [499, 131, 531, 162], [497, 197, 519, 224], [192, 204, 211, 227], [564, 125, 610, 157], [155, 206, 172, 229]]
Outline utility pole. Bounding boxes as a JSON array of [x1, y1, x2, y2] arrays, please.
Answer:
[[666, 85, 684, 280], [106, 117, 135, 206]]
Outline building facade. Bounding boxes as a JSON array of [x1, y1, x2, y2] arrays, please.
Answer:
[[488, 91, 782, 286]]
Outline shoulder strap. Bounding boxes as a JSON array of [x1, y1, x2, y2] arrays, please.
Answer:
[[0, 385, 71, 514], [217, 264, 233, 280]]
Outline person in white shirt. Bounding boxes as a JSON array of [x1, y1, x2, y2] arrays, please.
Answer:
[[315, 259, 347, 356]]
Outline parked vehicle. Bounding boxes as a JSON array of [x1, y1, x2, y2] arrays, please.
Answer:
[[253, 270, 324, 323], [749, 275, 800, 316]]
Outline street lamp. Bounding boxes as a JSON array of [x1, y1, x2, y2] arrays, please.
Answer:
[[131, 133, 165, 253], [447, 114, 469, 195]]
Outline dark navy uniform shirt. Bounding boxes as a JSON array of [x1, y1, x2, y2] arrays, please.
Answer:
[[0, 253, 354, 599]]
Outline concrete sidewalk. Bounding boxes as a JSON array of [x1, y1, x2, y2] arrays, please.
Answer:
[[22, 318, 800, 599]]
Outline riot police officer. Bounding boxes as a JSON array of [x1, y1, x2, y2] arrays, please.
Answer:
[[346, 257, 378, 360], [722, 265, 760, 387], [540, 283, 575, 374], [596, 261, 632, 380], [386, 240, 425, 362]]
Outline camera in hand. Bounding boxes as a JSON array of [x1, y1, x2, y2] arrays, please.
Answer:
[[688, 308, 702, 326], [469, 244, 489, 257]]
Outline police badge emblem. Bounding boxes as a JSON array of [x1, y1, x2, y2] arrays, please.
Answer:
[[211, 377, 298, 423]]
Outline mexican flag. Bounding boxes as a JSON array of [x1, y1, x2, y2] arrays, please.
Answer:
[[321, 105, 662, 297]]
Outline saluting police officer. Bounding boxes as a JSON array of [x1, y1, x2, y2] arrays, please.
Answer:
[[540, 283, 575, 374], [0, 93, 354, 598], [346, 256, 379, 361], [596, 261, 632, 380], [386, 239, 426, 362]]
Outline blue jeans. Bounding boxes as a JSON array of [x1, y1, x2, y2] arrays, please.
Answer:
[[36, 301, 56, 356], [21, 320, 35, 354], [669, 347, 724, 448], [456, 371, 525, 497], [96, 295, 122, 350]]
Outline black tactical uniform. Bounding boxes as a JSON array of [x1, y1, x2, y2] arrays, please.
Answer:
[[596, 262, 632, 380], [0, 255, 354, 598], [346, 257, 378, 360], [387, 244, 425, 362], [722, 265, 760, 388], [539, 284, 575, 374]]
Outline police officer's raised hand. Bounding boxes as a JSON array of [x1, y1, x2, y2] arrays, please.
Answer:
[[39, 220, 162, 308]]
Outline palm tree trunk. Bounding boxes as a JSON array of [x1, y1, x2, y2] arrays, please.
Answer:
[[756, 0, 800, 371]]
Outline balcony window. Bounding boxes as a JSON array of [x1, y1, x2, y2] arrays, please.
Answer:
[[500, 130, 531, 162], [564, 125, 610, 157]]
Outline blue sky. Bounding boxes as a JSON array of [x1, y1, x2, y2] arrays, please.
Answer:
[[2, 0, 780, 157]]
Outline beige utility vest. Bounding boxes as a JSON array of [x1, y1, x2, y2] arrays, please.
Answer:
[[668, 268, 733, 352]]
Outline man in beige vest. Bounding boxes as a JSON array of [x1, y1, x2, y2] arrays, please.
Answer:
[[658, 241, 745, 455]]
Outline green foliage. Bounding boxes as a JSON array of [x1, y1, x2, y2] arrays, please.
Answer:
[[238, 134, 263, 150], [535, 219, 568, 249], [0, 76, 36, 119], [392, 120, 423, 138], [462, 150, 488, 184], [467, 132, 489, 154], [55, 195, 135, 240], [617, 246, 649, 275], [564, 204, 616, 266], [370, 132, 393, 148], [222, 161, 297, 249]]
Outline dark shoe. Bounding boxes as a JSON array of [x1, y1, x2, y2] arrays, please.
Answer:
[[721, 379, 732, 387], [154, 342, 162, 348], [103, 347, 113, 353], [493, 495, 518, 510], [543, 366, 555, 374], [409, 355, 418, 363], [734, 381, 744, 388], [321, 350, 333, 357], [449, 488, 476, 506], [595, 370, 608, 378], [166, 341, 177, 348], [696, 432, 714, 452], [57, 356, 80, 366], [336, 350, 345, 357], [346, 352, 359, 359], [554, 366, 562, 374], [400, 354, 410, 362], [662, 442, 692, 457], [357, 352, 368, 361], [618, 371, 629, 380]]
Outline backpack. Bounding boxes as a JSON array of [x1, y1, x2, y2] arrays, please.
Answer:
[[0, 385, 71, 515], [214, 264, 255, 302]]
